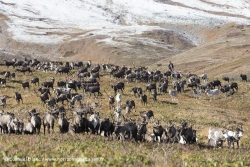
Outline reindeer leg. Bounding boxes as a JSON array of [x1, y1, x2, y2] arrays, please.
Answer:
[[43, 125, 46, 135], [158, 136, 161, 143], [48, 124, 50, 134], [52, 124, 54, 134], [227, 139, 230, 148], [207, 139, 210, 146]]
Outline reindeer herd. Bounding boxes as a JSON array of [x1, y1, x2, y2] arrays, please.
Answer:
[[0, 58, 246, 148]]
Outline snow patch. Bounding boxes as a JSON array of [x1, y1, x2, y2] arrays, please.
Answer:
[[0, 0, 250, 45]]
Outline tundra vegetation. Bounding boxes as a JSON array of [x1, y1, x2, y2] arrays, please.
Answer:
[[0, 62, 249, 167]]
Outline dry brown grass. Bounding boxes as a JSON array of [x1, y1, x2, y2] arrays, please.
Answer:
[[1, 11, 250, 165], [152, 23, 250, 78], [0, 64, 250, 166]]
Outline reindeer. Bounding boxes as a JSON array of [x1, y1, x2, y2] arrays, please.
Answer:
[[115, 93, 122, 107]]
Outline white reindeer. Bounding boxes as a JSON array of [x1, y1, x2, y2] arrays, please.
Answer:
[[114, 106, 123, 122], [205, 89, 219, 101], [115, 93, 122, 107]]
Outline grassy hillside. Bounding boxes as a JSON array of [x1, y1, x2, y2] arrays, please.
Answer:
[[151, 23, 250, 79], [0, 63, 250, 166]]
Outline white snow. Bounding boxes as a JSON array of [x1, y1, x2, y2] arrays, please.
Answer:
[[0, 0, 250, 45], [171, 0, 250, 17]]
